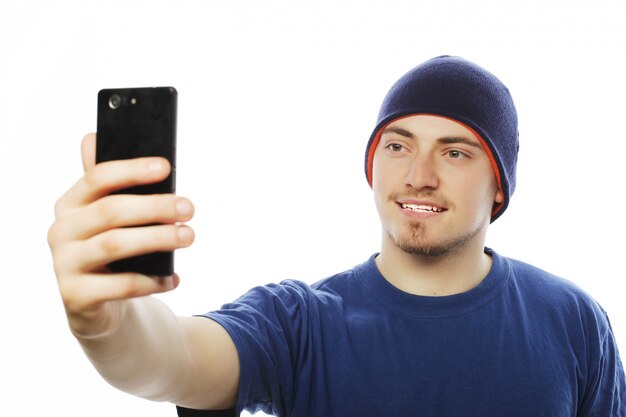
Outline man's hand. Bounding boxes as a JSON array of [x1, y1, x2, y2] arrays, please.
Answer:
[[48, 133, 195, 339]]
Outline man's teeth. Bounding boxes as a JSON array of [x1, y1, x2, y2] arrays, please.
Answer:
[[401, 203, 444, 212]]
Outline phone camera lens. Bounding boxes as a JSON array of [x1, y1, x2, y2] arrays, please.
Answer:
[[109, 94, 122, 109]]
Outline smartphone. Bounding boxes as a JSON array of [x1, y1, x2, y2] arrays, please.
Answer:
[[96, 86, 177, 276]]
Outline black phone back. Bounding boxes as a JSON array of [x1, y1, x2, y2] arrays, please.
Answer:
[[96, 87, 177, 276]]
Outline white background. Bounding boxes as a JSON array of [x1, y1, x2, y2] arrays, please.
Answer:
[[1, 0, 625, 415]]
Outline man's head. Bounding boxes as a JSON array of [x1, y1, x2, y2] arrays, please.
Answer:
[[372, 114, 502, 257], [365, 56, 518, 222]]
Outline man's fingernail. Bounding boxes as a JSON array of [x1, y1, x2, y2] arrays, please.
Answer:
[[177, 227, 194, 243], [176, 199, 193, 217]]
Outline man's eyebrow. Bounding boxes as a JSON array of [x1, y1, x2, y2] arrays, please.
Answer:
[[381, 126, 415, 139], [438, 136, 483, 149], [381, 126, 483, 149]]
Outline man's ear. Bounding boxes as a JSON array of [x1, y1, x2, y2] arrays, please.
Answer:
[[495, 189, 504, 204]]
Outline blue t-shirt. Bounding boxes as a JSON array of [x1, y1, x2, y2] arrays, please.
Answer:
[[192, 249, 625, 416]]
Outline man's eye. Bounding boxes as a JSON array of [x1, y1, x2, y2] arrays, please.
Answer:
[[388, 144, 404, 152], [446, 150, 465, 159]]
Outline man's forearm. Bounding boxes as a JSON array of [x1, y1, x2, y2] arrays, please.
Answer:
[[76, 296, 187, 402]]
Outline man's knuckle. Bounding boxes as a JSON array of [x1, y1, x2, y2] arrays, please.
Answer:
[[47, 216, 73, 247], [99, 232, 123, 256], [95, 198, 118, 224], [51, 244, 78, 275], [58, 279, 83, 311], [120, 275, 143, 298], [84, 168, 103, 188], [148, 227, 170, 246], [52, 258, 66, 278], [53, 197, 66, 217], [47, 222, 60, 246]]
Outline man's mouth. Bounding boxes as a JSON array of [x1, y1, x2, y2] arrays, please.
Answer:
[[399, 203, 446, 213]]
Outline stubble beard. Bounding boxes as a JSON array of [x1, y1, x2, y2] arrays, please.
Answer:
[[385, 219, 485, 258]]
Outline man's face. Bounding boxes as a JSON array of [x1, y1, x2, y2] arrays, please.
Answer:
[[372, 114, 503, 257]]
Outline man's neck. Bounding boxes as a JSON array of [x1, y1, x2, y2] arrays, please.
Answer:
[[375, 234, 493, 297]]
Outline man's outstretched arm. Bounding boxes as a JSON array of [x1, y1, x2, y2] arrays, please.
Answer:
[[48, 133, 239, 410]]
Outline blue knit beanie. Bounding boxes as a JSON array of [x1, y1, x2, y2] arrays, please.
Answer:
[[364, 56, 519, 222]]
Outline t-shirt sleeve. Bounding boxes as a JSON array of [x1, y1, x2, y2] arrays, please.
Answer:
[[176, 406, 236, 416], [578, 312, 626, 416], [202, 280, 314, 416]]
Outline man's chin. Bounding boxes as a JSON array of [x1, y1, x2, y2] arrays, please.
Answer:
[[390, 227, 478, 258], [396, 240, 454, 258]]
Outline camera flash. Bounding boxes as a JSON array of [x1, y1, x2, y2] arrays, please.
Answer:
[[131, 98, 137, 105]]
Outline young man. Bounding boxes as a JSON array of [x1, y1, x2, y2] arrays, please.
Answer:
[[49, 56, 625, 416]]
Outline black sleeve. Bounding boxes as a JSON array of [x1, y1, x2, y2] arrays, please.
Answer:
[[176, 406, 236, 417]]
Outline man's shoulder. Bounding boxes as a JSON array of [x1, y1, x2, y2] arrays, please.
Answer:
[[499, 252, 608, 321], [308, 255, 376, 293], [504, 254, 588, 292], [226, 256, 373, 307]]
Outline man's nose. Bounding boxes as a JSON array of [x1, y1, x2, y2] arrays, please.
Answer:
[[404, 152, 439, 191]]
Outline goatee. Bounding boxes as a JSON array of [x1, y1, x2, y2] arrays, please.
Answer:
[[386, 220, 483, 258]]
